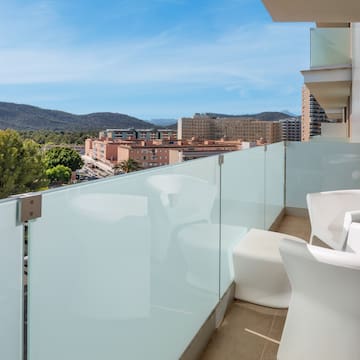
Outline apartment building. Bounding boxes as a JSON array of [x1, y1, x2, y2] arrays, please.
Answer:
[[178, 114, 282, 143], [85, 137, 243, 169], [301, 85, 329, 140], [279, 117, 301, 141], [263, 1, 360, 141], [84, 138, 119, 163], [99, 128, 177, 141]]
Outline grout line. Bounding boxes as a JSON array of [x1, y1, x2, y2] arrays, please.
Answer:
[[244, 328, 280, 345]]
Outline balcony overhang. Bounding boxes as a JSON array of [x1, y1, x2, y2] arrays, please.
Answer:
[[324, 108, 344, 120], [302, 66, 352, 118], [262, 0, 360, 22]]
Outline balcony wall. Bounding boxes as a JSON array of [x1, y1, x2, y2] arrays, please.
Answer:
[[0, 199, 23, 360], [310, 28, 351, 68], [1, 140, 360, 360]]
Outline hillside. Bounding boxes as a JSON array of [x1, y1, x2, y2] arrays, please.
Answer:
[[0, 102, 153, 131], [203, 112, 299, 121], [150, 118, 177, 127]]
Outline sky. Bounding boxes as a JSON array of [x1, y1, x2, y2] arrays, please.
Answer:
[[0, 0, 312, 120]]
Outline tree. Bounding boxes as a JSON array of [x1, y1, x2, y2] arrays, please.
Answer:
[[0, 129, 48, 199], [44, 147, 83, 171], [115, 159, 141, 174], [46, 165, 72, 185]]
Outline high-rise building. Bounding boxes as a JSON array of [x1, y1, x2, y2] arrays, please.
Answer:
[[178, 114, 282, 143], [279, 118, 301, 141], [301, 85, 328, 140], [264, 1, 359, 141]]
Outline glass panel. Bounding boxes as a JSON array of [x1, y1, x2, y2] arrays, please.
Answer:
[[220, 146, 265, 295], [286, 142, 360, 209], [310, 28, 351, 68], [27, 157, 220, 360], [265, 142, 285, 229], [0, 199, 23, 360]]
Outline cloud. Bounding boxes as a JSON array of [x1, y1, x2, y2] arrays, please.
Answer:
[[0, 20, 309, 90], [0, 1, 310, 117]]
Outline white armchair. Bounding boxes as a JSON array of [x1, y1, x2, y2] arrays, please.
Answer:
[[306, 190, 360, 249], [278, 235, 360, 360]]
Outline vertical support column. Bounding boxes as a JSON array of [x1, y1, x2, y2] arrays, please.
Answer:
[[218, 154, 224, 300], [351, 24, 360, 142], [264, 144, 267, 230], [18, 193, 42, 360]]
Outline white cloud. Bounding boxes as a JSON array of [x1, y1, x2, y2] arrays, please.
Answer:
[[0, 0, 310, 99], [0, 23, 309, 89]]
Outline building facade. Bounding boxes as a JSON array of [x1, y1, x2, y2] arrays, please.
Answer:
[[178, 114, 282, 143], [99, 128, 177, 141], [301, 85, 329, 140], [279, 118, 302, 141], [263, 1, 360, 141], [85, 137, 244, 170]]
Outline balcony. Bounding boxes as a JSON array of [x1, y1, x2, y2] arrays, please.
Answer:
[[1, 141, 360, 360], [310, 28, 351, 69], [302, 28, 352, 122]]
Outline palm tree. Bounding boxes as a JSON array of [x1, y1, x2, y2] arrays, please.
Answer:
[[115, 159, 141, 174]]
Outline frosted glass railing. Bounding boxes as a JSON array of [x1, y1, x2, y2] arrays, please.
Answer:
[[220, 146, 266, 295], [265, 142, 285, 229], [286, 142, 360, 209], [310, 28, 351, 68], [27, 157, 220, 360], [0, 199, 23, 360]]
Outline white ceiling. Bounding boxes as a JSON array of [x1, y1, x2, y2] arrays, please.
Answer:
[[302, 67, 352, 117], [262, 0, 360, 22]]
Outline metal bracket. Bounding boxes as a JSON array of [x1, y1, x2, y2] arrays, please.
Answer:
[[19, 193, 42, 222], [218, 154, 224, 166]]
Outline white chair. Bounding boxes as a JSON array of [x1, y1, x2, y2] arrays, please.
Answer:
[[232, 229, 303, 308], [278, 234, 360, 360], [307, 190, 360, 250]]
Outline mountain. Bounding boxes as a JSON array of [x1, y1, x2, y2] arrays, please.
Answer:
[[202, 112, 296, 121], [149, 118, 177, 127], [280, 110, 299, 117], [0, 102, 154, 131]]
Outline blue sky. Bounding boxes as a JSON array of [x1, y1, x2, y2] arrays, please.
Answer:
[[0, 0, 312, 120]]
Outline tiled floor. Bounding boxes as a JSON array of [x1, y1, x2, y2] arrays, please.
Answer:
[[201, 302, 286, 360], [200, 215, 311, 360]]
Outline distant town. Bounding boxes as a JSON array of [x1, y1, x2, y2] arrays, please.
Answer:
[[81, 90, 329, 180], [0, 86, 332, 192]]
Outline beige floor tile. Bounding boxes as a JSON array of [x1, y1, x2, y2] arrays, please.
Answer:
[[276, 215, 311, 240], [200, 216, 309, 360], [200, 301, 281, 360]]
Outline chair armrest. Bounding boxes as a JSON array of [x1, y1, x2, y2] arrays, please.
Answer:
[[307, 191, 360, 249], [280, 237, 360, 271], [346, 222, 360, 253]]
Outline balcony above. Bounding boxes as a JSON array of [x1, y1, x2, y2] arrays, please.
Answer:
[[302, 66, 352, 120], [262, 0, 360, 22], [310, 28, 351, 69]]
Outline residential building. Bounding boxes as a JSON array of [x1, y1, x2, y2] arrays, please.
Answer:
[[279, 117, 301, 141], [85, 137, 244, 170], [178, 114, 282, 143], [263, 0, 360, 140], [301, 85, 329, 140], [99, 128, 177, 141]]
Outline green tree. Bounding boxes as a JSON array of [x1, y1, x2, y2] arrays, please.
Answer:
[[46, 165, 72, 185], [116, 159, 141, 174], [44, 147, 83, 171], [0, 129, 48, 199]]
